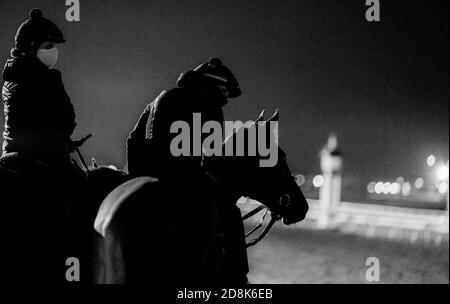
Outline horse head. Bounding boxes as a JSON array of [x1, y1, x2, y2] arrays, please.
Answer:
[[205, 110, 309, 225]]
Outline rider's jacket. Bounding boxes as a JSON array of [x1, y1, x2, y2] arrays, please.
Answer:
[[126, 70, 249, 283], [126, 70, 225, 177], [2, 56, 75, 162]]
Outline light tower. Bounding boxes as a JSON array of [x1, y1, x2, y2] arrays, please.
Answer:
[[317, 133, 344, 229]]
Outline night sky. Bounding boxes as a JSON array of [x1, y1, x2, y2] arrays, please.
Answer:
[[1, 0, 448, 193]]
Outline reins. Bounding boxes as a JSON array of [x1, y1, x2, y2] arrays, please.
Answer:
[[73, 132, 285, 249], [72, 134, 92, 173]]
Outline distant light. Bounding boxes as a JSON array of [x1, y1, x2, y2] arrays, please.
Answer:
[[396, 177, 405, 184], [383, 182, 391, 194], [437, 164, 449, 181], [402, 182, 411, 196], [427, 155, 436, 167], [374, 182, 384, 194], [415, 177, 424, 189], [438, 182, 449, 194], [390, 183, 401, 195], [313, 175, 324, 188], [367, 182, 376, 194], [295, 174, 306, 186]]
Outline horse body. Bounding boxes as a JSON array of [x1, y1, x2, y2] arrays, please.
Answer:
[[92, 110, 309, 285], [92, 170, 247, 285], [0, 155, 127, 283], [0, 162, 76, 283]]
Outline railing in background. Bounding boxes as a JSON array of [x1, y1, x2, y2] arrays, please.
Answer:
[[240, 134, 449, 246], [240, 198, 449, 245]]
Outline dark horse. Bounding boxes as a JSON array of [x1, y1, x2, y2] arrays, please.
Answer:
[[0, 156, 82, 283], [93, 110, 309, 284], [0, 153, 127, 283]]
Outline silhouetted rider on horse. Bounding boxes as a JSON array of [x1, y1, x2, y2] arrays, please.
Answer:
[[1, 8, 90, 188], [1, 9, 88, 282], [3, 9, 73, 162], [126, 58, 250, 283]]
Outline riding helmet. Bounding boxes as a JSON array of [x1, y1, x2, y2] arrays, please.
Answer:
[[194, 58, 241, 98], [14, 8, 66, 53]]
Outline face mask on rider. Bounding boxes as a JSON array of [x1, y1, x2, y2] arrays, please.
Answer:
[[36, 47, 58, 69]]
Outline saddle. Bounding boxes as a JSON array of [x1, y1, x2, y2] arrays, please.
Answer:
[[0, 152, 86, 185]]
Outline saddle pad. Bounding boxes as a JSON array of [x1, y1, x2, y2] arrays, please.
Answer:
[[94, 176, 158, 237]]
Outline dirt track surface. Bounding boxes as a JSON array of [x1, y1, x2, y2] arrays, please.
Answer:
[[247, 225, 449, 284]]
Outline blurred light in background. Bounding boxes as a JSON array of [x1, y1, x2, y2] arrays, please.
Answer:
[[375, 182, 384, 194], [402, 182, 412, 196], [383, 182, 391, 194], [313, 175, 324, 188], [396, 177, 405, 184], [415, 177, 424, 189], [390, 182, 401, 195], [438, 182, 449, 194], [437, 164, 449, 181], [427, 155, 436, 167], [295, 174, 306, 186], [367, 182, 376, 194]]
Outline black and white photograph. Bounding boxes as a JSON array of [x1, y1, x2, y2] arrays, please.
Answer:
[[0, 0, 448, 293]]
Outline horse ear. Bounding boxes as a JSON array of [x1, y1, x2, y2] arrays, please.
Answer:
[[255, 110, 266, 123], [91, 158, 99, 169], [266, 109, 279, 123]]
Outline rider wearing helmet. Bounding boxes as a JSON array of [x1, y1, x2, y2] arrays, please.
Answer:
[[1, 8, 76, 166], [0, 9, 86, 283], [127, 57, 241, 177], [0, 8, 87, 208], [126, 58, 249, 284], [192, 56, 241, 101]]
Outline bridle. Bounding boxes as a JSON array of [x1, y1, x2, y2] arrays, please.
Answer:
[[242, 153, 293, 248], [243, 193, 290, 248]]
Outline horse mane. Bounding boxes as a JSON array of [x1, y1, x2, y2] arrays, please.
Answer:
[[94, 176, 157, 237], [87, 165, 129, 215]]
